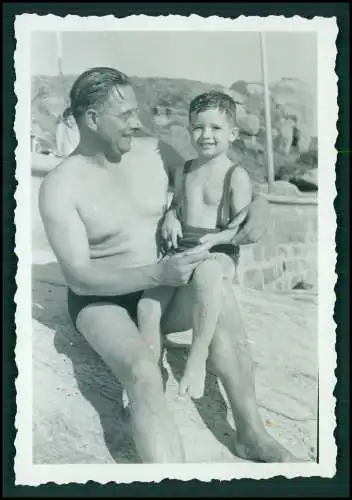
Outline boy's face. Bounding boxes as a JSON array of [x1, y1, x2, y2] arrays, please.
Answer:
[[189, 108, 238, 159]]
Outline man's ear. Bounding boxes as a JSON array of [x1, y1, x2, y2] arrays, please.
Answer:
[[84, 108, 99, 131]]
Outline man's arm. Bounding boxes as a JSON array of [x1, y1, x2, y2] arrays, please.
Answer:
[[39, 170, 208, 296], [39, 172, 163, 296]]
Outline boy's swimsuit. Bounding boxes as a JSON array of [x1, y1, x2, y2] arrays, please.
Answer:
[[168, 160, 242, 267], [67, 160, 242, 330]]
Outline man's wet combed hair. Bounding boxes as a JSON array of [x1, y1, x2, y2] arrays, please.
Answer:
[[69, 67, 131, 121], [189, 91, 237, 124]]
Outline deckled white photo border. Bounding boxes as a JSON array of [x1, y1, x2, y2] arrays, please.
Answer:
[[14, 13, 338, 485]]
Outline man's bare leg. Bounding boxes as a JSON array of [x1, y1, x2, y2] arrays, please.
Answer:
[[208, 280, 299, 462], [179, 259, 224, 399], [76, 302, 185, 463], [162, 279, 299, 463]]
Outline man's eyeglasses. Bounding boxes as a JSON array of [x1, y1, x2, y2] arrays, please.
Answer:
[[111, 109, 140, 123]]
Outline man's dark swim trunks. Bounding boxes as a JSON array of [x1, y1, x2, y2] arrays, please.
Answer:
[[67, 288, 143, 330]]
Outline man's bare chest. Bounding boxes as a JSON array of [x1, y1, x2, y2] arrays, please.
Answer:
[[77, 166, 168, 240]]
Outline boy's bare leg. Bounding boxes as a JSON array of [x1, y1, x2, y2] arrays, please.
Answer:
[[137, 286, 176, 364], [76, 303, 185, 463], [123, 286, 175, 409], [179, 257, 232, 399]]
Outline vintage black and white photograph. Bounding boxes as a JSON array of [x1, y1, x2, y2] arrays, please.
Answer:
[[14, 14, 337, 484]]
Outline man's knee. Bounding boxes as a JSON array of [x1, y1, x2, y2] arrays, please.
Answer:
[[128, 357, 163, 395], [137, 296, 162, 322]]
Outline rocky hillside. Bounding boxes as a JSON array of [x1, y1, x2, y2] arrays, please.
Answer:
[[31, 75, 318, 185]]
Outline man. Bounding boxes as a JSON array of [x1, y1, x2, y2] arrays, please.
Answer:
[[39, 67, 297, 463]]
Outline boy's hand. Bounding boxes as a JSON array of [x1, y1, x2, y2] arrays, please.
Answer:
[[198, 232, 222, 251], [161, 209, 183, 249]]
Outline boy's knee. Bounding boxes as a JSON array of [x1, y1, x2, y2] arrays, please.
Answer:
[[193, 258, 223, 283], [211, 253, 236, 280]]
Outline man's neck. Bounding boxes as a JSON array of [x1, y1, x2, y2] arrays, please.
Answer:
[[76, 135, 123, 169]]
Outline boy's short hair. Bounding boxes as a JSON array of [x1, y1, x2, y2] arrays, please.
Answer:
[[189, 91, 237, 124]]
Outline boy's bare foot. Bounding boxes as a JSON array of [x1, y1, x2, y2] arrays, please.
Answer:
[[234, 429, 306, 463], [122, 387, 130, 411], [179, 354, 207, 399]]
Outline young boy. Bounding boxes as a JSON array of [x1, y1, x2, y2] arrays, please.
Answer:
[[131, 91, 252, 402]]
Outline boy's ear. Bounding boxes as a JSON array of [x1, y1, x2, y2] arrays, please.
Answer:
[[231, 126, 239, 142]]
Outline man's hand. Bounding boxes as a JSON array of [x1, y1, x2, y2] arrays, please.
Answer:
[[232, 194, 269, 245], [161, 209, 183, 249], [159, 248, 210, 287]]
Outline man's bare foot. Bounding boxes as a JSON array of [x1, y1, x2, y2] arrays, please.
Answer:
[[234, 430, 305, 463], [179, 355, 207, 399]]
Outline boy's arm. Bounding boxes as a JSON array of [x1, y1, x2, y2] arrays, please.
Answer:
[[161, 165, 184, 247], [165, 164, 183, 214], [212, 167, 253, 246]]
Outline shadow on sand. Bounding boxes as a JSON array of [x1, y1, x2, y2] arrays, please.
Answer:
[[32, 262, 140, 463], [32, 261, 239, 463], [165, 348, 239, 457]]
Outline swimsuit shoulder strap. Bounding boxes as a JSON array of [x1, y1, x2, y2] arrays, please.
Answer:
[[217, 163, 240, 228], [183, 159, 193, 174], [174, 160, 193, 220]]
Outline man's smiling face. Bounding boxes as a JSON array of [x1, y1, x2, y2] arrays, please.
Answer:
[[95, 84, 142, 161]]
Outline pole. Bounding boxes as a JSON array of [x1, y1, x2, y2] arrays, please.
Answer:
[[56, 32, 63, 76], [259, 32, 275, 193]]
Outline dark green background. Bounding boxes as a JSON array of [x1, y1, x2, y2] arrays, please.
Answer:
[[3, 2, 350, 497]]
